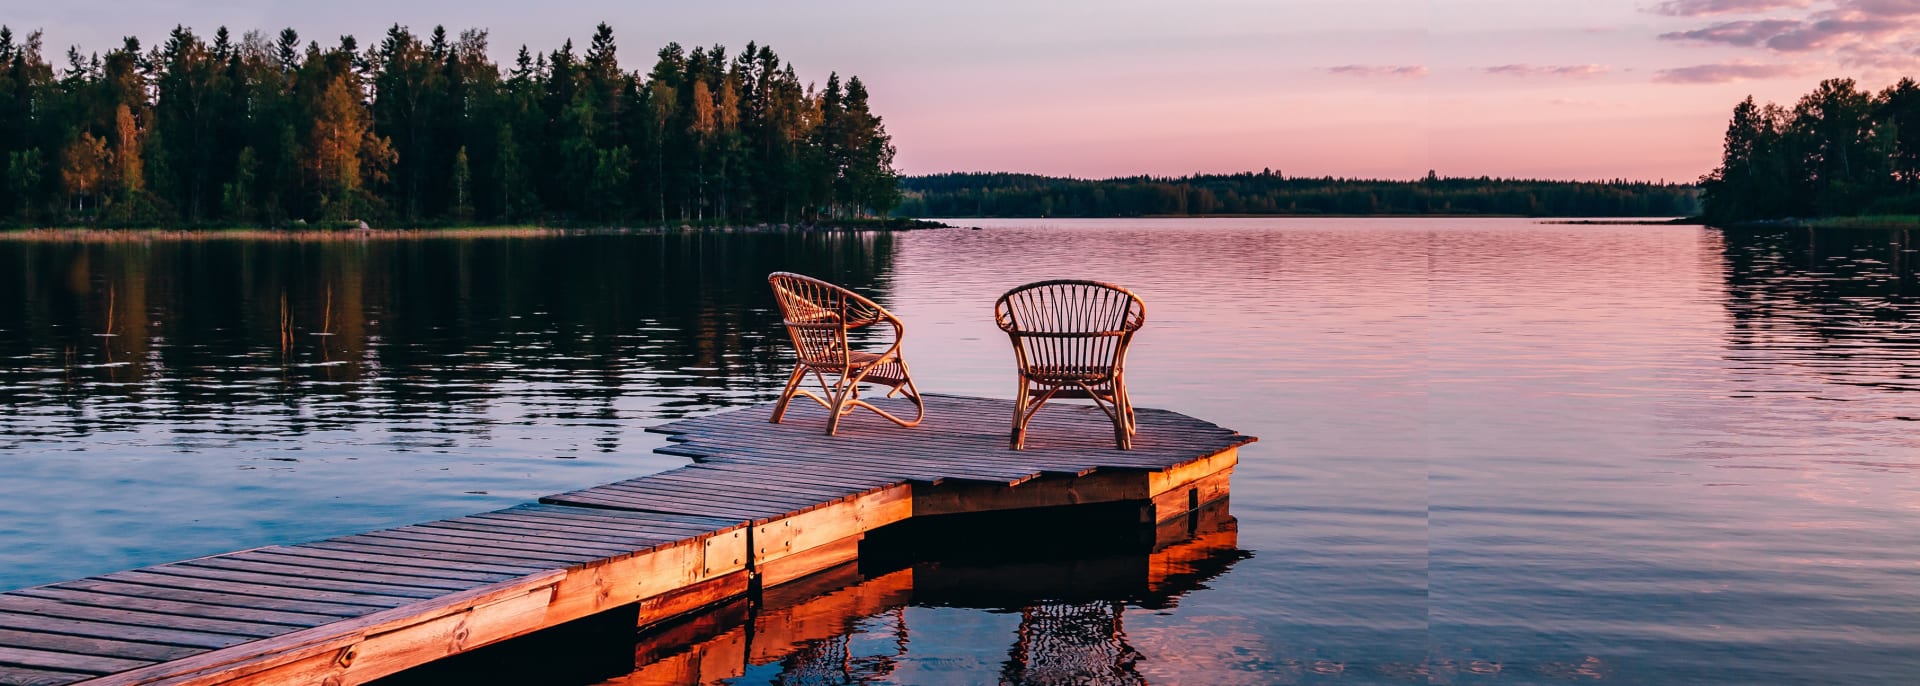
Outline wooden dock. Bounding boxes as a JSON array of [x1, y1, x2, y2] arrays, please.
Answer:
[[0, 394, 1252, 686]]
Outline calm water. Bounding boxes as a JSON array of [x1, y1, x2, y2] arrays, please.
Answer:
[[2, 219, 1918, 684]]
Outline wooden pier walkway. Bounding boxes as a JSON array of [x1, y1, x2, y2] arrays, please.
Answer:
[[0, 394, 1252, 686]]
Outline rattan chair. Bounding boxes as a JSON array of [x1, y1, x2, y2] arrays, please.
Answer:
[[994, 279, 1146, 450], [768, 272, 925, 435]]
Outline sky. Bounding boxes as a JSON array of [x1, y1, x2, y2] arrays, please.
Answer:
[[7, 0, 1914, 181]]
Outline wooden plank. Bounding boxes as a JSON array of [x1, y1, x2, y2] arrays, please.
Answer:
[[913, 470, 1151, 518], [0, 613, 255, 651], [45, 579, 376, 619], [409, 520, 667, 550], [227, 550, 516, 585], [754, 485, 912, 572], [1146, 447, 1240, 498], [635, 570, 751, 628], [9, 588, 336, 629], [460, 511, 724, 540], [176, 559, 485, 593], [0, 664, 92, 686], [0, 644, 152, 675], [510, 503, 739, 529], [95, 570, 414, 609], [333, 533, 600, 566], [590, 481, 823, 514], [756, 534, 863, 588], [0, 627, 199, 663], [332, 584, 557, 683], [585, 479, 829, 510], [133, 566, 448, 600], [537, 491, 775, 522], [293, 541, 568, 574], [1149, 465, 1235, 523], [643, 470, 867, 499], [0, 596, 293, 639], [349, 531, 622, 562], [272, 546, 550, 578], [642, 461, 900, 492], [396, 524, 643, 556], [82, 572, 569, 686], [483, 507, 734, 535]]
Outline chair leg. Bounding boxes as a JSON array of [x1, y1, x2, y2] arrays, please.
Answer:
[[770, 366, 808, 424], [824, 375, 854, 436], [1010, 379, 1031, 450]]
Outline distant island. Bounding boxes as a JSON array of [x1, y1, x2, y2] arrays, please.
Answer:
[[1701, 77, 1920, 228], [896, 172, 1699, 219], [0, 24, 902, 230]]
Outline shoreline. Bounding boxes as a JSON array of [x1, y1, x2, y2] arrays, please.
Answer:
[[0, 219, 953, 242], [1712, 216, 1920, 230]]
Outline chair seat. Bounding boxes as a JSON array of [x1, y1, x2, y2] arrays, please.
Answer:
[[1021, 364, 1118, 384], [800, 349, 894, 368]]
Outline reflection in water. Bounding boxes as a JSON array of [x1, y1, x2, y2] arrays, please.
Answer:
[[1720, 227, 1920, 395], [7, 219, 1920, 682], [0, 231, 896, 588], [377, 500, 1245, 686], [0, 231, 897, 439]]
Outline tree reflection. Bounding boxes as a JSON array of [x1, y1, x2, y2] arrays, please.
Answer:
[[1718, 226, 1920, 394], [0, 230, 898, 445]]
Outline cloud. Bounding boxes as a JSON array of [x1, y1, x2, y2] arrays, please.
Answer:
[[1654, 61, 1808, 83], [1659, 19, 1803, 46], [1325, 65, 1428, 78], [1652, 0, 1813, 16], [1483, 64, 1611, 78], [1764, 16, 1906, 50], [1658, 0, 1920, 70], [1846, 0, 1920, 18]]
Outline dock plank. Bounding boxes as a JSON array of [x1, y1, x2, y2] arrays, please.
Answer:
[[9, 588, 336, 629], [0, 664, 93, 686]]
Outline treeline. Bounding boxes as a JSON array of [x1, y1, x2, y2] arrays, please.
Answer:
[[1701, 78, 1920, 223], [897, 171, 1699, 218], [0, 24, 901, 228]]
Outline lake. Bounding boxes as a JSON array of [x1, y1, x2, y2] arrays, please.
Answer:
[[2, 218, 1917, 684]]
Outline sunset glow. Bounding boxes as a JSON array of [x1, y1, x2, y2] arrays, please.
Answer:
[[13, 0, 1918, 180]]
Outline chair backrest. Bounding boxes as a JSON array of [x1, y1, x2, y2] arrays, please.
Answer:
[[768, 272, 886, 367], [994, 280, 1145, 373]]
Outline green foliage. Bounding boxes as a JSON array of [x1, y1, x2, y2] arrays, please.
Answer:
[[897, 171, 1699, 218], [0, 24, 902, 228], [1702, 77, 1920, 223]]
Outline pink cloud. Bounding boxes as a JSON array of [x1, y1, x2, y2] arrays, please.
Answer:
[[1766, 16, 1907, 49], [1326, 65, 1428, 78], [1660, 19, 1803, 46], [1846, 0, 1920, 18], [1652, 0, 1814, 16], [1659, 1, 1920, 69], [1484, 64, 1611, 78], [1654, 61, 1808, 83]]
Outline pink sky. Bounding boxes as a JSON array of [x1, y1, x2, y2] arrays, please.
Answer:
[[13, 0, 1914, 181]]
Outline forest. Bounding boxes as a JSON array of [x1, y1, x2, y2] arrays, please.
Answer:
[[896, 172, 1700, 218], [1700, 78, 1920, 223], [0, 24, 901, 228]]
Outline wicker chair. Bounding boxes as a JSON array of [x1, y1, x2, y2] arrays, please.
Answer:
[[994, 280, 1146, 450], [768, 272, 925, 435]]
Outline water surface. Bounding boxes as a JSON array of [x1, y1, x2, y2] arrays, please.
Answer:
[[2, 219, 1917, 683]]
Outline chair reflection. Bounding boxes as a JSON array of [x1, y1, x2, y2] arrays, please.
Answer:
[[604, 498, 1247, 686]]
